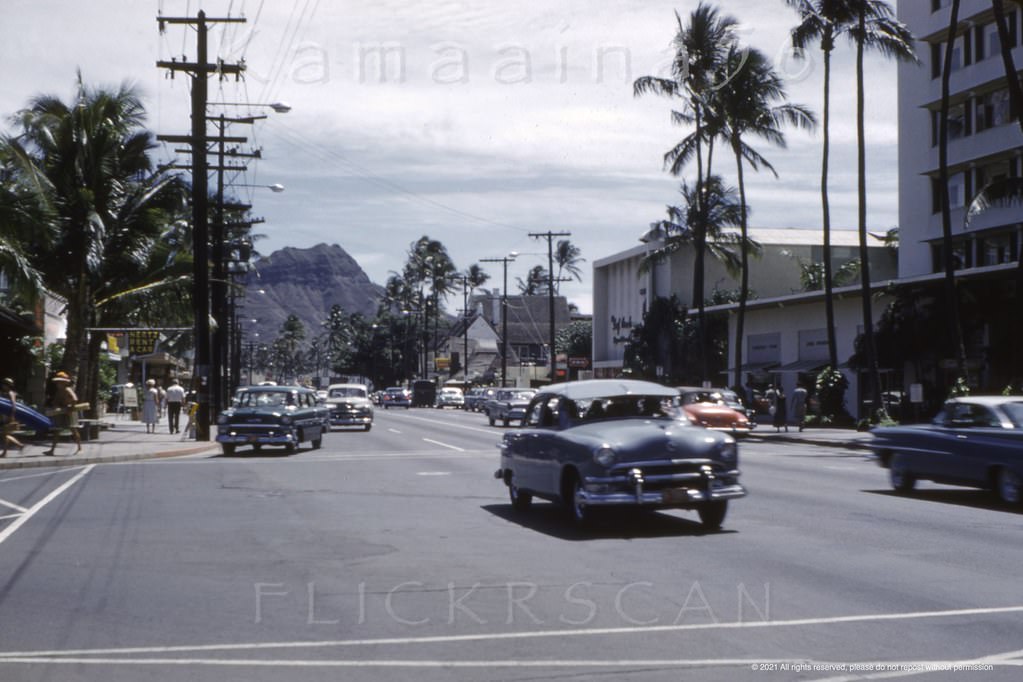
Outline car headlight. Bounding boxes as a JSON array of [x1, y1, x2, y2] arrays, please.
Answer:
[[594, 446, 616, 467], [719, 441, 737, 464]]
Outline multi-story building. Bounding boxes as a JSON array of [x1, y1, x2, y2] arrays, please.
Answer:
[[898, 0, 1023, 277]]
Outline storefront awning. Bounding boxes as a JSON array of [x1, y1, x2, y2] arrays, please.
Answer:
[[770, 359, 828, 373], [720, 361, 779, 374]]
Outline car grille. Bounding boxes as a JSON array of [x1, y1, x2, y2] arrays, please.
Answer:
[[594, 459, 736, 492]]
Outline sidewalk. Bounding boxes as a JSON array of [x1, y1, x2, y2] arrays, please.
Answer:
[[744, 424, 874, 451], [0, 416, 220, 470]]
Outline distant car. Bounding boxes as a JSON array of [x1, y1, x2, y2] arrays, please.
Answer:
[[676, 386, 752, 436], [325, 383, 374, 431], [462, 387, 486, 411], [478, 387, 499, 414], [871, 396, 1023, 504], [495, 379, 746, 529], [382, 386, 411, 409], [435, 387, 465, 409], [215, 385, 329, 455], [488, 388, 536, 426]]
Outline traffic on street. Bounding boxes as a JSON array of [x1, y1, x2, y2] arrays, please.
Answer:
[[0, 406, 1020, 681]]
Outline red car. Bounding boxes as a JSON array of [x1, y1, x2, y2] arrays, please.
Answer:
[[676, 387, 752, 436]]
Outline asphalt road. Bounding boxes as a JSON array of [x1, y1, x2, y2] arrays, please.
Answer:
[[1, 407, 1022, 681]]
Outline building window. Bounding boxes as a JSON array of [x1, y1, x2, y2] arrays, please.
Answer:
[[932, 240, 974, 272], [975, 88, 1012, 132], [978, 233, 1017, 266], [931, 0, 952, 13], [931, 173, 967, 214]]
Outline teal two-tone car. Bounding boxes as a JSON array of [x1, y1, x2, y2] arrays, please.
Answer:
[[216, 385, 329, 455], [495, 379, 746, 530]]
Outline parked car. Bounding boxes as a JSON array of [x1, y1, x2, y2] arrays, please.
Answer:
[[495, 379, 746, 529], [488, 388, 536, 426], [871, 396, 1023, 503], [411, 380, 437, 408], [676, 386, 752, 436], [325, 383, 374, 431], [215, 385, 329, 455], [435, 386, 465, 409], [476, 387, 499, 413], [381, 387, 411, 409]]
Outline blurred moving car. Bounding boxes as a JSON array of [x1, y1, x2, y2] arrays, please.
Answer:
[[325, 383, 374, 431], [488, 388, 536, 426], [676, 386, 752, 436], [495, 379, 746, 529], [215, 385, 328, 455], [871, 396, 1023, 503], [382, 387, 411, 409], [435, 387, 465, 409]]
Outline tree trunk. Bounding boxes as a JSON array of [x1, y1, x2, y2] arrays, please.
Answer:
[[732, 138, 749, 392], [821, 38, 839, 371], [938, 0, 969, 384], [856, 8, 883, 421], [692, 104, 707, 385]]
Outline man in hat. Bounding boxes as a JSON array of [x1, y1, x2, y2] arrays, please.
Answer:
[[46, 371, 82, 455], [1, 377, 25, 456]]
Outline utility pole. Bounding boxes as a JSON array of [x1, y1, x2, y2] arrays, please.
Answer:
[[529, 231, 571, 383], [481, 256, 517, 387], [156, 10, 245, 440]]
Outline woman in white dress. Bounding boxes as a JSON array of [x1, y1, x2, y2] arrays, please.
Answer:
[[141, 379, 159, 433]]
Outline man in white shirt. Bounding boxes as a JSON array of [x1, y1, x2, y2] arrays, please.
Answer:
[[165, 379, 187, 433]]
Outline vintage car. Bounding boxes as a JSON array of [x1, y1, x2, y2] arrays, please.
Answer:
[[462, 387, 487, 411], [435, 386, 465, 409], [215, 385, 329, 455], [871, 396, 1023, 503], [676, 386, 752, 435], [325, 383, 374, 431], [381, 386, 411, 409], [488, 388, 537, 426], [495, 379, 746, 529]]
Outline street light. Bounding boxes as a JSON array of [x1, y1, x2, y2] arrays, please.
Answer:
[[212, 101, 293, 114], [231, 182, 285, 193]]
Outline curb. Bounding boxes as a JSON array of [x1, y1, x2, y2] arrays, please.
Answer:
[[0, 444, 220, 470], [744, 435, 873, 451]]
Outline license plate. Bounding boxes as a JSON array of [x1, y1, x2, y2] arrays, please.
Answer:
[[661, 488, 690, 504]]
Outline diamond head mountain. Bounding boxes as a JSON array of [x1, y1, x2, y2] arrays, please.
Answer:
[[243, 243, 385, 343]]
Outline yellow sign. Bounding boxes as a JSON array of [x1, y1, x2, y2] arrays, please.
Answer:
[[129, 331, 160, 355], [435, 357, 450, 370]]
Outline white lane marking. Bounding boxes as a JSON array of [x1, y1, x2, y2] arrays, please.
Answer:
[[0, 465, 94, 547], [380, 411, 497, 436], [416, 472, 451, 477], [0, 469, 79, 484], [0, 498, 29, 514], [387, 428, 402, 434], [421, 438, 463, 452], [4, 604, 1022, 660]]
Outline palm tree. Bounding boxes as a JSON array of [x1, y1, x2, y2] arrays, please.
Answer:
[[3, 76, 186, 408], [786, 0, 863, 372], [635, 2, 739, 382], [553, 240, 585, 295], [850, 1, 915, 420], [712, 44, 817, 390], [517, 265, 548, 296]]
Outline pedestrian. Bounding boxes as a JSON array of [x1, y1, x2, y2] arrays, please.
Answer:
[[165, 378, 185, 434], [142, 379, 159, 433], [157, 384, 167, 419], [181, 390, 198, 441], [791, 383, 809, 432], [1, 377, 25, 456], [773, 386, 789, 432], [45, 371, 82, 455]]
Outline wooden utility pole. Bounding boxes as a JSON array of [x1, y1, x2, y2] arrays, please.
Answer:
[[156, 10, 245, 440], [481, 256, 517, 387], [529, 231, 571, 383]]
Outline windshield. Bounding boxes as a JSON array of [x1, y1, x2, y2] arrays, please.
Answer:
[[329, 387, 366, 398], [571, 394, 682, 423], [1000, 401, 1023, 428], [238, 391, 294, 408]]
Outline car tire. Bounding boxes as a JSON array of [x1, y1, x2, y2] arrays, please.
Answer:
[[997, 468, 1021, 505], [364, 424, 372, 432], [221, 443, 235, 456], [285, 442, 297, 454], [889, 455, 916, 493], [311, 435, 322, 450], [489, 414, 496, 426], [567, 475, 592, 526], [503, 417, 509, 427], [509, 481, 532, 511], [698, 500, 728, 530]]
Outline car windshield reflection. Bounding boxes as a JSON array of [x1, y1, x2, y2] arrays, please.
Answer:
[[238, 391, 293, 408], [572, 395, 680, 423]]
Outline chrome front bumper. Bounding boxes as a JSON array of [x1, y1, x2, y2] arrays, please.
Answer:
[[579, 465, 746, 507], [216, 430, 296, 445]]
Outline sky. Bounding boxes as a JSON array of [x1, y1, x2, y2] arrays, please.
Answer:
[[0, 0, 906, 315]]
